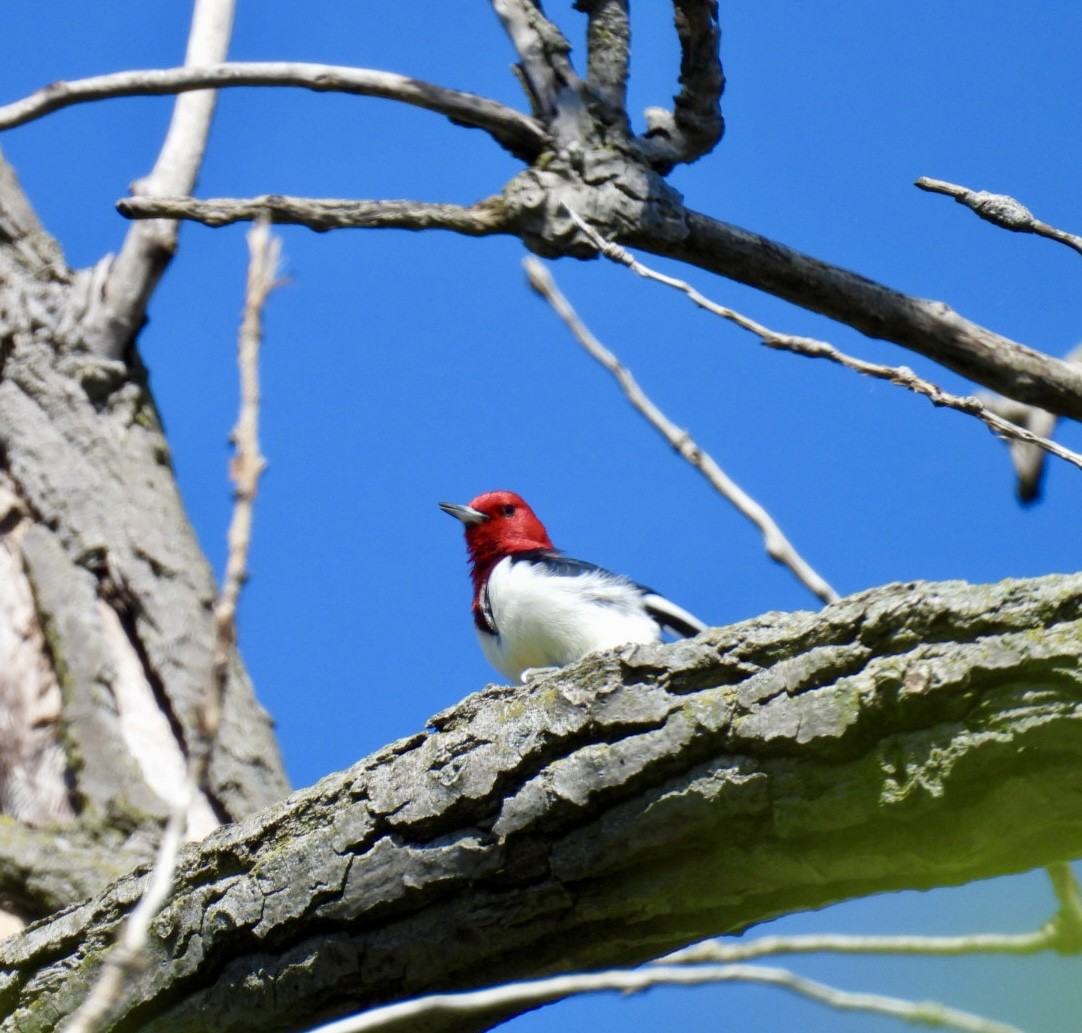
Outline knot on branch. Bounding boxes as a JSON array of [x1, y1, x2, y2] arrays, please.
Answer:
[[503, 150, 688, 258], [969, 191, 1036, 232]]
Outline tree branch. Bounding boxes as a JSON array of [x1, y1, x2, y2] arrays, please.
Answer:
[[976, 344, 1082, 503], [0, 64, 545, 161], [117, 194, 511, 236], [916, 177, 1082, 259], [306, 963, 1022, 1033], [639, 0, 724, 168], [634, 208, 1082, 422], [80, 0, 236, 359], [564, 210, 1082, 480], [119, 188, 1082, 429], [56, 216, 281, 1033], [575, 0, 630, 121], [524, 256, 839, 604], [4, 573, 1082, 1032], [491, 0, 580, 121]]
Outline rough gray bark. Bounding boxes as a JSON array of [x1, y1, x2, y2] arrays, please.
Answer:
[[0, 149, 288, 922], [2, 4, 1081, 1032], [2, 574, 1081, 1033]]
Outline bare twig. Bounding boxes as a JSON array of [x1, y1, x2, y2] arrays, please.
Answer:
[[118, 194, 511, 236], [208, 216, 277, 738], [662, 929, 1053, 966], [659, 869, 1082, 990], [567, 208, 1082, 479], [58, 216, 279, 1033], [58, 776, 198, 1033], [523, 255, 838, 605], [0, 62, 545, 160], [302, 963, 1023, 1033], [82, 0, 236, 359], [916, 177, 1082, 258]]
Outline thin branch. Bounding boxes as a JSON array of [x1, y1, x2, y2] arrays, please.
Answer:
[[662, 930, 1053, 966], [567, 209, 1082, 479], [523, 255, 839, 605], [117, 194, 511, 236], [632, 207, 1082, 422], [57, 774, 198, 1033], [82, 0, 236, 359], [57, 218, 279, 1033], [208, 216, 277, 738], [0, 63, 545, 160], [916, 177, 1082, 259], [302, 963, 1024, 1033]]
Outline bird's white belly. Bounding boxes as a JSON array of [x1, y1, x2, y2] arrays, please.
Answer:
[[479, 556, 661, 682]]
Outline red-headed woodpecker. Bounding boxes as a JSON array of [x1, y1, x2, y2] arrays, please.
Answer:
[[439, 490, 706, 683]]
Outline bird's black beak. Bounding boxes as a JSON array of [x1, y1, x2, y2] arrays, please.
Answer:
[[439, 501, 488, 525]]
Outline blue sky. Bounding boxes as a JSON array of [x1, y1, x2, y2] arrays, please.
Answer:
[[3, 3, 1082, 1031]]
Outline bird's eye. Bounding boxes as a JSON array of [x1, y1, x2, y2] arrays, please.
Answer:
[[502, 504, 516, 517]]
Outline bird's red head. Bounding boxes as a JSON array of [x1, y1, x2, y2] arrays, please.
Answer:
[[439, 490, 555, 587]]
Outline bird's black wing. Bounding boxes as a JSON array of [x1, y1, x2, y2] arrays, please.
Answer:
[[510, 549, 612, 579]]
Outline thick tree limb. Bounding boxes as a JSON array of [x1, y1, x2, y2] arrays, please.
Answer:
[[0, 64, 545, 161], [0, 824, 152, 919], [3, 573, 1082, 1032]]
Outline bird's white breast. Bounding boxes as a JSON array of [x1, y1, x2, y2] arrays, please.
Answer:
[[478, 555, 661, 683]]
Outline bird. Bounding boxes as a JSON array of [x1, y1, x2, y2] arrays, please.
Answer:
[[439, 490, 706, 683]]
